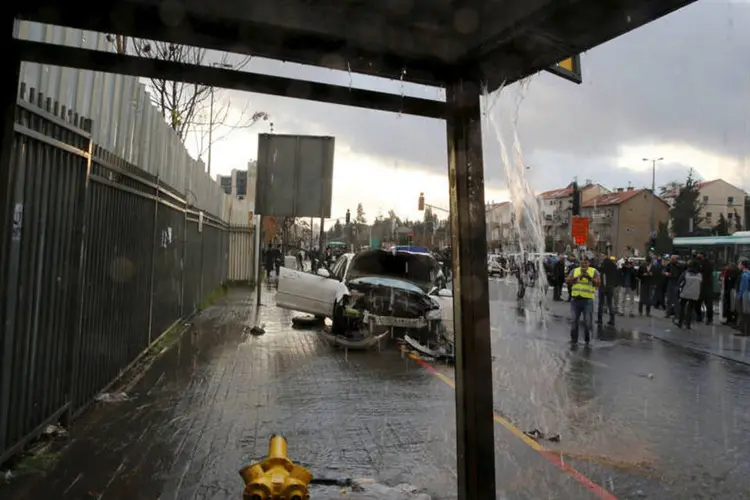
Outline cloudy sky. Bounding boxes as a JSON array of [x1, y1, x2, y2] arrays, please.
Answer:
[[196, 0, 749, 224]]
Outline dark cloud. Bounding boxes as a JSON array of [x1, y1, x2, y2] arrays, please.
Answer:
[[226, 0, 748, 193], [517, 1, 750, 161]]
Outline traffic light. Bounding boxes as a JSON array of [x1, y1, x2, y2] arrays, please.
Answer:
[[418, 193, 425, 211], [571, 182, 581, 216], [650, 237, 656, 251], [345, 209, 350, 225]]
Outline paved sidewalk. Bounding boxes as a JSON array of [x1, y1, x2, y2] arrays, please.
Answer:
[[2, 288, 604, 500]]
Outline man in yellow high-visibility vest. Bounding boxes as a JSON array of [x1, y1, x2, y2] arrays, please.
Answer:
[[565, 256, 601, 346]]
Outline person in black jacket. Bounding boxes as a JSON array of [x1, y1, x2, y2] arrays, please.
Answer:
[[597, 254, 618, 326], [653, 256, 669, 311], [694, 252, 714, 325], [553, 256, 566, 301], [663, 255, 683, 318], [637, 260, 655, 316], [723, 262, 740, 325]]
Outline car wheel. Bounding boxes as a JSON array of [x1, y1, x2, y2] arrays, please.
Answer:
[[330, 302, 347, 336]]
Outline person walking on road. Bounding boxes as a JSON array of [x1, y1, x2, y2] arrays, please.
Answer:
[[653, 255, 668, 309], [553, 255, 566, 301], [722, 262, 740, 325], [565, 254, 577, 302], [676, 260, 702, 329], [619, 258, 638, 317], [664, 255, 683, 318], [694, 252, 714, 325], [566, 256, 601, 346], [597, 254, 618, 326], [637, 259, 655, 316]]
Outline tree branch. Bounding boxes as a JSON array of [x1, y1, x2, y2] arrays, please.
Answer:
[[109, 35, 269, 150]]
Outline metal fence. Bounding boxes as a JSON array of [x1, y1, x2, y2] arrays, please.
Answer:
[[228, 225, 256, 282], [15, 20, 230, 217], [0, 87, 231, 464]]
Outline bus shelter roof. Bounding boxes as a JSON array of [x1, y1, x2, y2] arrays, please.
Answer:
[[16, 0, 697, 98]]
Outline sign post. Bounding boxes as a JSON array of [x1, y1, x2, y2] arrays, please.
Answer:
[[571, 216, 590, 246]]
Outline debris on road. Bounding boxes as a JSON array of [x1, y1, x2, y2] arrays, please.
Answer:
[[247, 323, 266, 335], [94, 392, 130, 403], [291, 315, 325, 328], [401, 335, 454, 363], [524, 429, 561, 442], [42, 424, 68, 440]]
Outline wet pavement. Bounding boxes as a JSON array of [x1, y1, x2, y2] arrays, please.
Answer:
[[485, 278, 750, 499], [3, 282, 750, 499], [489, 276, 750, 365]]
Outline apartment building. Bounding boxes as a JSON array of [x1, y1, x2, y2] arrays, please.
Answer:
[[581, 187, 669, 256], [215, 162, 258, 202], [661, 179, 746, 232], [538, 181, 609, 245], [485, 201, 512, 246]]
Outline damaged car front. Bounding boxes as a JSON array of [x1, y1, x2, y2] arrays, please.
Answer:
[[276, 249, 453, 352], [334, 249, 451, 349]]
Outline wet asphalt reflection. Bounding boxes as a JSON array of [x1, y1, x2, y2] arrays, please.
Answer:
[[3, 284, 750, 500]]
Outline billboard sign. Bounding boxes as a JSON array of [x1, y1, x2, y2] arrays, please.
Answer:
[[255, 134, 335, 218]]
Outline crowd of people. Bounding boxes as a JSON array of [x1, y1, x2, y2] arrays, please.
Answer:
[[559, 252, 750, 346]]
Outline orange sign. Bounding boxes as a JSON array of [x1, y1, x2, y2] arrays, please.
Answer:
[[263, 216, 278, 243], [571, 217, 590, 246]]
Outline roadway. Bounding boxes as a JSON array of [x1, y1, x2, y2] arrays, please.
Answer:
[[3, 281, 750, 499]]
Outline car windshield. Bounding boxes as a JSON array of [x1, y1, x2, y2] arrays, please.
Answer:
[[347, 249, 438, 291]]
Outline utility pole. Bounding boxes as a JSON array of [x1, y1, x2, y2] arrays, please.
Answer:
[[206, 62, 232, 176], [643, 157, 664, 240]]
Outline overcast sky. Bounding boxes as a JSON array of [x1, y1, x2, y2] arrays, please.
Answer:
[[197, 0, 749, 223]]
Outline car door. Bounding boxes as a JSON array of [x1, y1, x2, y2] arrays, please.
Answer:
[[430, 279, 454, 336], [276, 266, 340, 317], [432, 294, 454, 336]]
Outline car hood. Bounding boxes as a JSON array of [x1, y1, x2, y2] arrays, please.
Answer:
[[348, 276, 425, 295], [347, 249, 438, 293]]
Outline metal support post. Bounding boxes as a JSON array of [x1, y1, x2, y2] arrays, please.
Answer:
[[445, 78, 496, 500], [256, 215, 263, 307], [318, 217, 325, 254]]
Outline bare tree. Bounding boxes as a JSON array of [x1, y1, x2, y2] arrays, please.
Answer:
[[107, 34, 269, 157]]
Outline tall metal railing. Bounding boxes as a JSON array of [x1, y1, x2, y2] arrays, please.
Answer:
[[0, 86, 237, 464]]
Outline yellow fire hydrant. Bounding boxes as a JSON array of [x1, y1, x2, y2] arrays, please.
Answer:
[[239, 435, 312, 500]]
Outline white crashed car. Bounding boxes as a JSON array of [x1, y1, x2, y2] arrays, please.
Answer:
[[276, 249, 453, 351], [487, 255, 505, 276]]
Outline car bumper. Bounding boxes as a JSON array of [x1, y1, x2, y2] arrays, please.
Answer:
[[363, 312, 429, 329]]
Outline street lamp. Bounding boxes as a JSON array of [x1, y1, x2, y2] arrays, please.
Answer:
[[643, 157, 664, 238], [207, 62, 233, 176]]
